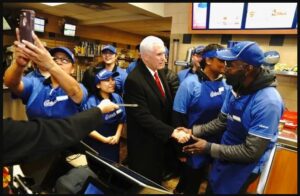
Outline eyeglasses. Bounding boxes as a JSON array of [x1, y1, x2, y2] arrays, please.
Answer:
[[53, 57, 71, 64]]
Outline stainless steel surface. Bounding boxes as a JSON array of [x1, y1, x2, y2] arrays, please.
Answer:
[[117, 104, 138, 107]]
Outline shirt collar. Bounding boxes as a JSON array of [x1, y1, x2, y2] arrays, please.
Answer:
[[145, 65, 156, 77]]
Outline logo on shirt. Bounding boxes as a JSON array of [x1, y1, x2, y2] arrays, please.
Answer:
[[258, 124, 269, 129], [227, 114, 241, 122], [104, 108, 122, 120], [43, 95, 69, 107], [210, 87, 224, 98]]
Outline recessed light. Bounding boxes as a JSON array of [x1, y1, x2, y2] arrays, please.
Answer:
[[41, 3, 66, 6]]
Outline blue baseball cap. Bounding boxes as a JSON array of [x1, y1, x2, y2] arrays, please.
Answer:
[[95, 69, 119, 85], [216, 41, 264, 67], [50, 46, 75, 63], [101, 45, 117, 54], [165, 47, 169, 56], [192, 45, 205, 55]]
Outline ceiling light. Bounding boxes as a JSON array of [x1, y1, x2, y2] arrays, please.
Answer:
[[41, 3, 66, 6]]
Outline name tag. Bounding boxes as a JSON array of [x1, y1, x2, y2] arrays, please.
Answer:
[[232, 115, 241, 122], [56, 95, 69, 102]]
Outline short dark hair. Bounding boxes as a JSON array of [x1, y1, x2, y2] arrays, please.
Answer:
[[200, 44, 225, 70], [135, 44, 140, 52]]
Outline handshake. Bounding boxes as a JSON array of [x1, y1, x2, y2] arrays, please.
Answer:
[[171, 127, 192, 143]]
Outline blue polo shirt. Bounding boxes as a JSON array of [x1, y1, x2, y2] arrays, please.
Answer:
[[20, 77, 88, 119], [81, 93, 126, 162], [177, 68, 194, 84], [220, 87, 284, 173], [114, 67, 128, 95], [174, 74, 230, 127]]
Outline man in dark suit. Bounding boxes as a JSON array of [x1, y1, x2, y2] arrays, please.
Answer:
[[124, 36, 190, 184]]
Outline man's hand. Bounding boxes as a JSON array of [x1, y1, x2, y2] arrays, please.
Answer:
[[97, 99, 119, 113], [176, 127, 192, 135], [182, 135, 208, 154], [171, 128, 191, 143]]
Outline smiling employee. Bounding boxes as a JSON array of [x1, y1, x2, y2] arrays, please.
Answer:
[[81, 69, 126, 162], [3, 29, 88, 120]]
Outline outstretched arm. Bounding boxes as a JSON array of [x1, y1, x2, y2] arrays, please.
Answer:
[[3, 99, 119, 166]]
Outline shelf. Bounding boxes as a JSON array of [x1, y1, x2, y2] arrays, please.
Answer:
[[275, 71, 297, 77], [76, 54, 96, 58]]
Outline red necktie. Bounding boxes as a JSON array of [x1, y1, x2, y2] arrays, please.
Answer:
[[154, 72, 165, 97]]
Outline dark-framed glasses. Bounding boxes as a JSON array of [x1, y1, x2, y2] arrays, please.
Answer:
[[53, 57, 71, 64]]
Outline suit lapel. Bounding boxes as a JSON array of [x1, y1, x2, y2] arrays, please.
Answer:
[[157, 69, 172, 103], [138, 62, 169, 104]]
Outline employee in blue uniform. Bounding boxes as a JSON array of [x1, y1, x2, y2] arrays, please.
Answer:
[[82, 69, 126, 162], [173, 44, 229, 194], [177, 45, 205, 84], [182, 41, 284, 194], [3, 29, 88, 119], [82, 45, 127, 96], [126, 44, 140, 74]]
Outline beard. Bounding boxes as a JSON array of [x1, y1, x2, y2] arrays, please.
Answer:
[[225, 69, 246, 91]]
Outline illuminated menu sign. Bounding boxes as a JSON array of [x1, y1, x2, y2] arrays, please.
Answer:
[[245, 3, 297, 29], [192, 3, 208, 29], [209, 3, 244, 29]]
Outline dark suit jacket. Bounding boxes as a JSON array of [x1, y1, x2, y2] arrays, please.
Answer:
[[3, 108, 103, 166], [124, 60, 174, 184]]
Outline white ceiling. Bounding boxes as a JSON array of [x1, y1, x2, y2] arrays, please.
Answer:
[[3, 2, 172, 38]]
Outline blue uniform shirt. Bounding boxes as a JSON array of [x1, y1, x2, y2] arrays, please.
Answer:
[[114, 67, 128, 95], [177, 68, 194, 84], [82, 93, 126, 162], [25, 69, 46, 81], [174, 74, 230, 127], [126, 60, 138, 74], [20, 77, 88, 119], [173, 74, 230, 168], [220, 87, 284, 173]]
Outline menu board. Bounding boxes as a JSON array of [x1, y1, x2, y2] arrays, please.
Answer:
[[209, 3, 244, 29], [245, 3, 297, 29], [192, 3, 208, 29]]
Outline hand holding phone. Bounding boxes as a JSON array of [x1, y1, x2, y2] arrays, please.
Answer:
[[19, 9, 35, 43]]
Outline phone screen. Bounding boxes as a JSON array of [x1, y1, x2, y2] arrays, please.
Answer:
[[19, 9, 35, 43]]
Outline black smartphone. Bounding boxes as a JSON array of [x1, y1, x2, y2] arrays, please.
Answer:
[[19, 9, 35, 43]]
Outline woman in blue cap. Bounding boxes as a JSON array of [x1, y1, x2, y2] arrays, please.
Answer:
[[81, 69, 126, 162], [173, 43, 230, 194], [177, 45, 205, 84], [82, 44, 127, 97], [4, 29, 88, 120]]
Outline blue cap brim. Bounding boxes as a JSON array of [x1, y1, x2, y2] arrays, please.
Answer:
[[50, 48, 75, 63], [216, 49, 239, 61], [95, 72, 119, 85]]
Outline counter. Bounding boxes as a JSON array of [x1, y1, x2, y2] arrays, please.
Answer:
[[277, 130, 297, 148]]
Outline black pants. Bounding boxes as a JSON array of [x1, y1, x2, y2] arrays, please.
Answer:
[[175, 163, 209, 194], [163, 140, 181, 175], [205, 172, 260, 194]]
